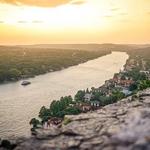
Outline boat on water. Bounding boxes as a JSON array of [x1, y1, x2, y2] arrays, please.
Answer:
[[21, 81, 31, 86]]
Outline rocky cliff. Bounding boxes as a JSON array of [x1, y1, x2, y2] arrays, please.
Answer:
[[1, 89, 150, 150]]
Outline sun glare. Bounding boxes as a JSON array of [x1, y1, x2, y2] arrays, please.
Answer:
[[0, 0, 150, 44], [0, 2, 107, 30]]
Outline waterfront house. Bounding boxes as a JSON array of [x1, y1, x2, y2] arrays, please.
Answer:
[[90, 101, 100, 107], [140, 70, 149, 76], [105, 80, 111, 87], [84, 93, 93, 101], [50, 117, 62, 125], [81, 104, 92, 112], [122, 88, 132, 96], [43, 118, 62, 129], [119, 79, 134, 88], [113, 74, 134, 88], [98, 86, 109, 95], [76, 103, 92, 112]]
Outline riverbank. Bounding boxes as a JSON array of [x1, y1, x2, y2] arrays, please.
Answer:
[[0, 46, 111, 84]]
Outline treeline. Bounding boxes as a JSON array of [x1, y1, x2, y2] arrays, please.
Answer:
[[30, 96, 81, 128], [0, 46, 111, 83], [29, 87, 127, 129], [128, 47, 150, 71], [30, 89, 125, 128], [75, 88, 125, 106], [38, 96, 81, 121], [97, 44, 150, 71]]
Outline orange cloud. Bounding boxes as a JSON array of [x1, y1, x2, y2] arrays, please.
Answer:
[[71, 0, 85, 5], [0, 0, 71, 7]]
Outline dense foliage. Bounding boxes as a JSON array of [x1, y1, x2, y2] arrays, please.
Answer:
[[137, 80, 150, 90], [76, 89, 125, 106], [38, 96, 81, 122], [30, 87, 127, 128], [0, 46, 111, 83]]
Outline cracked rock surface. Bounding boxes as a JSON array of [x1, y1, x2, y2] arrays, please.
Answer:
[[3, 89, 150, 150]]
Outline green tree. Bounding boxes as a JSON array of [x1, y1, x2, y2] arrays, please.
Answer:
[[138, 80, 150, 90], [64, 106, 81, 115], [7, 68, 21, 80], [125, 69, 147, 81], [111, 90, 125, 101], [0, 70, 5, 82], [99, 96, 111, 106], [49, 96, 74, 118], [86, 88, 90, 93], [39, 106, 51, 121], [91, 92, 103, 101], [74, 90, 85, 102], [129, 83, 138, 91], [30, 118, 40, 128]]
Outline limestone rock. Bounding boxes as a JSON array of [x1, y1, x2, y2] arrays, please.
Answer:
[[12, 89, 150, 150]]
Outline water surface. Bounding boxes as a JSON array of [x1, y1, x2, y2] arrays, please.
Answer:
[[0, 52, 128, 138]]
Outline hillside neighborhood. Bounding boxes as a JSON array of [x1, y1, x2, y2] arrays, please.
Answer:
[[74, 56, 150, 112], [29, 55, 150, 129]]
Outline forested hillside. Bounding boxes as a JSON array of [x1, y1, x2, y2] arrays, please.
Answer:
[[0, 46, 111, 83]]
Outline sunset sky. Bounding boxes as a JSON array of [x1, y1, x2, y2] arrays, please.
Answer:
[[0, 0, 150, 45]]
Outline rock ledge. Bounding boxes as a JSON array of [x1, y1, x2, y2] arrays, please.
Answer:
[[3, 89, 150, 150]]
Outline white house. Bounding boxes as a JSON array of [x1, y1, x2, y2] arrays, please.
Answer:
[[90, 101, 100, 107], [84, 93, 93, 101], [122, 88, 132, 96]]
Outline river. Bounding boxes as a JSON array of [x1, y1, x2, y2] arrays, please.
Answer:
[[0, 52, 128, 138]]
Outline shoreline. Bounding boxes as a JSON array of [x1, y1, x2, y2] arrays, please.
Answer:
[[0, 52, 112, 85]]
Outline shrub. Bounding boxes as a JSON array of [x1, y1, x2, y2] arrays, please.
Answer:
[[63, 117, 72, 125]]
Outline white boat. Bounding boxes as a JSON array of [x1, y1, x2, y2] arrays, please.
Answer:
[[21, 81, 31, 86]]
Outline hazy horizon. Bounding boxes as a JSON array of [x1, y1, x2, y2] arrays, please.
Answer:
[[0, 43, 150, 46]]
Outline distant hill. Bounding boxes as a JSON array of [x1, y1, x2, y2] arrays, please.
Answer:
[[1, 44, 150, 58], [16, 44, 102, 51], [11, 43, 150, 51]]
